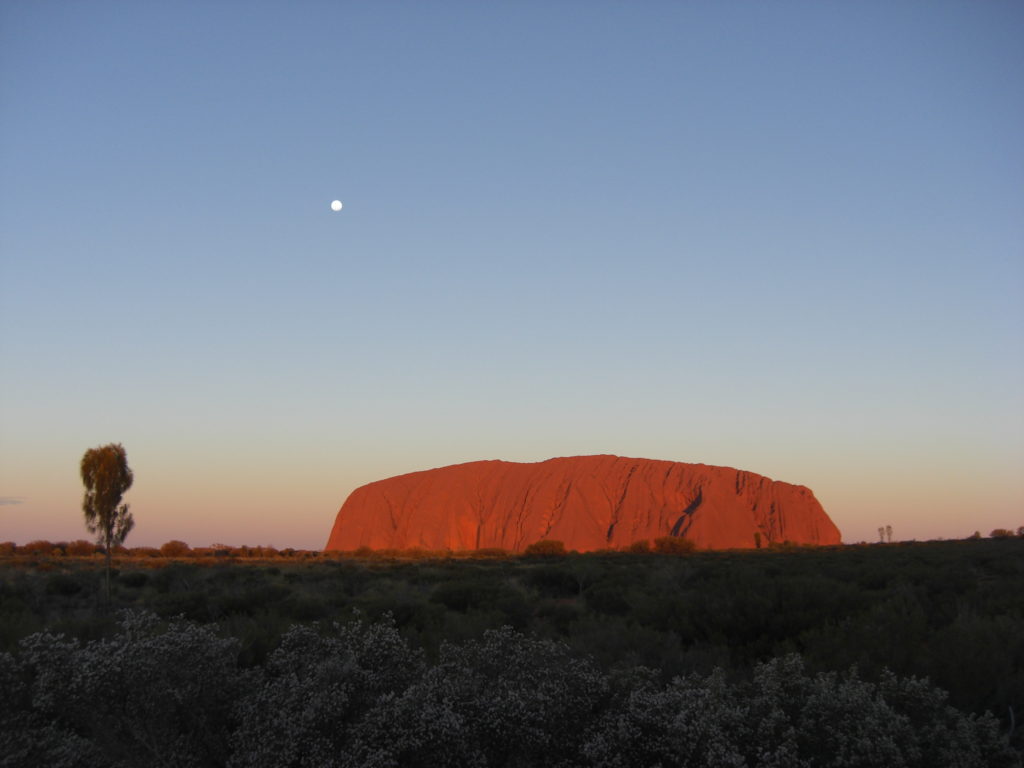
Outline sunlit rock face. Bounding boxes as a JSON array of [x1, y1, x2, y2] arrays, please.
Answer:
[[325, 455, 841, 552]]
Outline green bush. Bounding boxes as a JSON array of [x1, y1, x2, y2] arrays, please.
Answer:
[[45, 574, 83, 597], [653, 536, 696, 555], [65, 540, 97, 557], [524, 564, 579, 598], [523, 539, 567, 557], [118, 571, 149, 588], [160, 540, 192, 557]]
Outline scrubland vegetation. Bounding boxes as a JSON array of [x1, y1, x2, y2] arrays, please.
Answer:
[[1, 537, 1022, 766]]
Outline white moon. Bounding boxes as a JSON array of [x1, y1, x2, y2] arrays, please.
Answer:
[[331, 200, 343, 212]]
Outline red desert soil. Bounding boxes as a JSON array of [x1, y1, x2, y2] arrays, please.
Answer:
[[325, 455, 841, 552]]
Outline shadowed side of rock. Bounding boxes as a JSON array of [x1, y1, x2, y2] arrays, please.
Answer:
[[325, 455, 841, 552]]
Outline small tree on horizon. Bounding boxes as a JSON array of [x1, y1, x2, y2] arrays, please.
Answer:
[[81, 442, 134, 600]]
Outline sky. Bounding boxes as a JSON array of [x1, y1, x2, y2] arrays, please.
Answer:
[[1, 1, 1022, 550]]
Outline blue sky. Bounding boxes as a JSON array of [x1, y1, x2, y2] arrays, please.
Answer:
[[2, 1, 1022, 548]]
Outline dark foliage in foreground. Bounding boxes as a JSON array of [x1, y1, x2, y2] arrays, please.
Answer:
[[2, 538, 1022, 761], [0, 611, 1017, 768]]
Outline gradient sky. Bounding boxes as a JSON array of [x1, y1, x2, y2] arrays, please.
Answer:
[[2, 1, 1022, 550]]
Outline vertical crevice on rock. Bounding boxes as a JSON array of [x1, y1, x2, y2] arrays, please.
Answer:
[[670, 488, 703, 537]]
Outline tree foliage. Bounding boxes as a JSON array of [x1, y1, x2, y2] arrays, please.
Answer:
[[81, 443, 134, 600], [80, 443, 134, 553]]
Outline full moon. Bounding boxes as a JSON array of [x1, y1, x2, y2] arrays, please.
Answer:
[[331, 200, 343, 212]]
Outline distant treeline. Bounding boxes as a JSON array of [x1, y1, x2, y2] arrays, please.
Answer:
[[4, 526, 1023, 560], [2, 540, 320, 559], [1, 537, 698, 559]]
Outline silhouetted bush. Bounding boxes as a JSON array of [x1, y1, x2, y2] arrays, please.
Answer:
[[652, 536, 696, 554], [21, 540, 57, 556], [280, 595, 329, 622], [524, 564, 579, 598], [626, 539, 651, 554], [472, 547, 510, 558], [160, 539, 192, 557], [45, 574, 83, 597], [118, 571, 148, 588], [65, 540, 97, 557], [585, 584, 632, 616], [523, 539, 567, 557]]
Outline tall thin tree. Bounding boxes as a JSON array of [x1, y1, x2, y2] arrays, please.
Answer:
[[81, 443, 135, 600]]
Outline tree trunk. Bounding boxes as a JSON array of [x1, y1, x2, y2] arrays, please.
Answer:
[[105, 533, 112, 602]]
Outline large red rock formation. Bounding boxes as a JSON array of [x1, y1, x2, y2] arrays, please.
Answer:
[[325, 455, 840, 552]]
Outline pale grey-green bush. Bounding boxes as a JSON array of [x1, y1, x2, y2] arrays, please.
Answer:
[[1, 612, 1017, 768], [583, 654, 1017, 768], [344, 625, 609, 768], [228, 614, 425, 768], [3, 611, 242, 768]]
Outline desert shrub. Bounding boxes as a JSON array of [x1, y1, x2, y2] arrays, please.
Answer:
[[585, 584, 632, 616], [990, 528, 1015, 538], [626, 539, 651, 554], [129, 546, 161, 558], [346, 625, 609, 768], [241, 545, 278, 558], [0, 645, 101, 767], [0, 541, 15, 556], [21, 540, 57, 556], [584, 654, 1016, 768], [160, 539, 192, 557], [652, 536, 696, 555], [524, 564, 579, 598], [44, 574, 83, 597], [152, 591, 211, 621], [118, 571, 149, 588], [216, 583, 291, 617], [430, 578, 505, 613], [10, 611, 243, 767], [280, 595, 329, 622], [535, 598, 584, 635], [229, 614, 425, 767], [923, 611, 1024, 719], [472, 547, 510, 558], [523, 539, 567, 557], [148, 562, 199, 593], [64, 540, 97, 557]]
